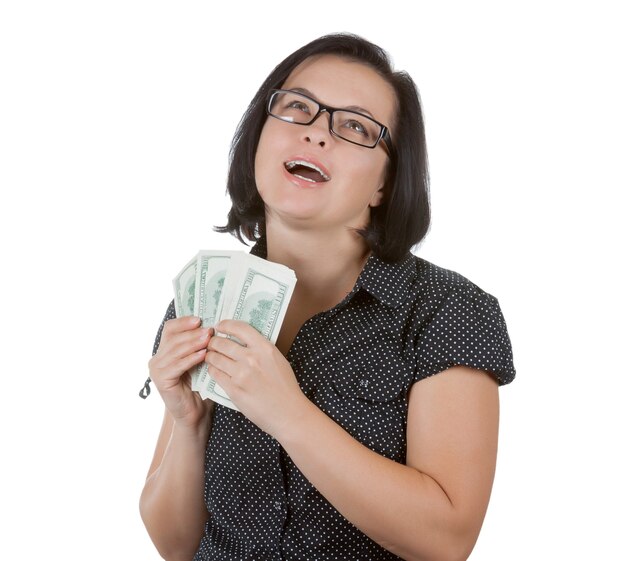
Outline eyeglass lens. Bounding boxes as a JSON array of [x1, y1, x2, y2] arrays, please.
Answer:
[[269, 90, 382, 148]]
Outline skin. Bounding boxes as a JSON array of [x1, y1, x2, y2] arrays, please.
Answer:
[[254, 55, 393, 236], [140, 55, 500, 561], [139, 317, 214, 561]]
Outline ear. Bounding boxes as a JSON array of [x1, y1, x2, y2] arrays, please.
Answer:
[[369, 184, 385, 208]]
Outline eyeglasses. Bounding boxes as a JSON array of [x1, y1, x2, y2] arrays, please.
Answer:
[[266, 89, 393, 153]]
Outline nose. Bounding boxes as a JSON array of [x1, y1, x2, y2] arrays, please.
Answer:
[[302, 110, 332, 147]]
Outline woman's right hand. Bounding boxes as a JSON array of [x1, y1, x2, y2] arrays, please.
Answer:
[[148, 316, 214, 428]]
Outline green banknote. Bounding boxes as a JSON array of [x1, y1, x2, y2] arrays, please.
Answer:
[[173, 250, 297, 411], [192, 251, 235, 390], [172, 254, 198, 317]]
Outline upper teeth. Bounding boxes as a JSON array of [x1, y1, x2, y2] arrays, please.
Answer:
[[285, 160, 330, 181]]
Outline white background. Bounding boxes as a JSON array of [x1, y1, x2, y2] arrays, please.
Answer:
[[1, 1, 624, 559]]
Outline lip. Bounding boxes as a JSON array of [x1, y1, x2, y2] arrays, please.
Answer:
[[282, 154, 332, 187], [282, 165, 328, 188]]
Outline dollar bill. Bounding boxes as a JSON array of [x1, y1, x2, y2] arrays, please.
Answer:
[[173, 249, 297, 411], [221, 253, 296, 345], [198, 252, 296, 409], [192, 251, 235, 390], [172, 253, 198, 317]]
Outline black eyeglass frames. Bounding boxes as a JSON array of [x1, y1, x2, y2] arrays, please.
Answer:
[[266, 89, 393, 153]]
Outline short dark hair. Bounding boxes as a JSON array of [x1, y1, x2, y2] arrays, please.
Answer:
[[214, 32, 430, 262]]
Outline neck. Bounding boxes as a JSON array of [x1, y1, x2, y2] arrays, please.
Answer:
[[264, 220, 371, 302]]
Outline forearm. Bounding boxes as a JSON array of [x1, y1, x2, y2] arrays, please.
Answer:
[[140, 417, 211, 561], [276, 399, 465, 561]]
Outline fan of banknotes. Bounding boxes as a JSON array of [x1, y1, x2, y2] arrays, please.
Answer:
[[172, 250, 297, 411]]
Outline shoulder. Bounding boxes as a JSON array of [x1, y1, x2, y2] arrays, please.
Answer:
[[364, 252, 503, 327], [414, 254, 488, 293], [406, 254, 499, 316], [404, 255, 516, 386]]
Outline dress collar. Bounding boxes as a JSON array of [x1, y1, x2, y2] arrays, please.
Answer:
[[248, 236, 416, 309], [354, 251, 416, 308]]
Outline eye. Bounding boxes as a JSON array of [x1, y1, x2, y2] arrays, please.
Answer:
[[286, 100, 312, 114], [342, 119, 370, 137]]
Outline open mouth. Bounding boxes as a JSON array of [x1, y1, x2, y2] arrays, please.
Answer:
[[284, 160, 331, 183]]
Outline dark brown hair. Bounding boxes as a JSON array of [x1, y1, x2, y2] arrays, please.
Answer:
[[214, 32, 430, 262]]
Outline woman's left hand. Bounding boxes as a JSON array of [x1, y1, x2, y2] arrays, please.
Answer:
[[205, 319, 308, 438]]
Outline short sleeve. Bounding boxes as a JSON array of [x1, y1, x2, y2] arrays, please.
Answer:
[[414, 284, 516, 385], [152, 299, 177, 356]]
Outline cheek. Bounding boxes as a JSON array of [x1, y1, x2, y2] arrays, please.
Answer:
[[353, 156, 387, 208], [350, 154, 387, 191], [254, 122, 287, 188]]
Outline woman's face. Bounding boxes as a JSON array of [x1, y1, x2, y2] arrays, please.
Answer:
[[254, 54, 396, 234]]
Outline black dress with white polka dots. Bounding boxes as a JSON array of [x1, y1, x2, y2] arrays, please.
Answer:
[[150, 236, 515, 560]]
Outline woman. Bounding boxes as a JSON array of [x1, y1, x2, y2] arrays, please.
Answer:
[[140, 33, 515, 561]]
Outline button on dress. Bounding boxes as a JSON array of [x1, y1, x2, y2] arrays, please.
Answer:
[[150, 237, 516, 560]]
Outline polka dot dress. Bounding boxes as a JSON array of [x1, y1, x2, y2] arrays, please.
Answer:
[[150, 236, 515, 560]]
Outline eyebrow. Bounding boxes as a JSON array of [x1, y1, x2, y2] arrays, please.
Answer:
[[290, 87, 376, 119]]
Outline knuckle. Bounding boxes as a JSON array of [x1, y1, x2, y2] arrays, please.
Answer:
[[148, 354, 163, 370], [248, 356, 261, 370]]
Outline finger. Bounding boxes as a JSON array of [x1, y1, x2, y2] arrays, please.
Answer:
[[208, 363, 235, 396], [152, 348, 207, 383], [161, 316, 202, 341], [215, 320, 261, 348], [154, 326, 210, 366], [205, 349, 236, 377], [159, 327, 211, 361], [207, 333, 247, 361]]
